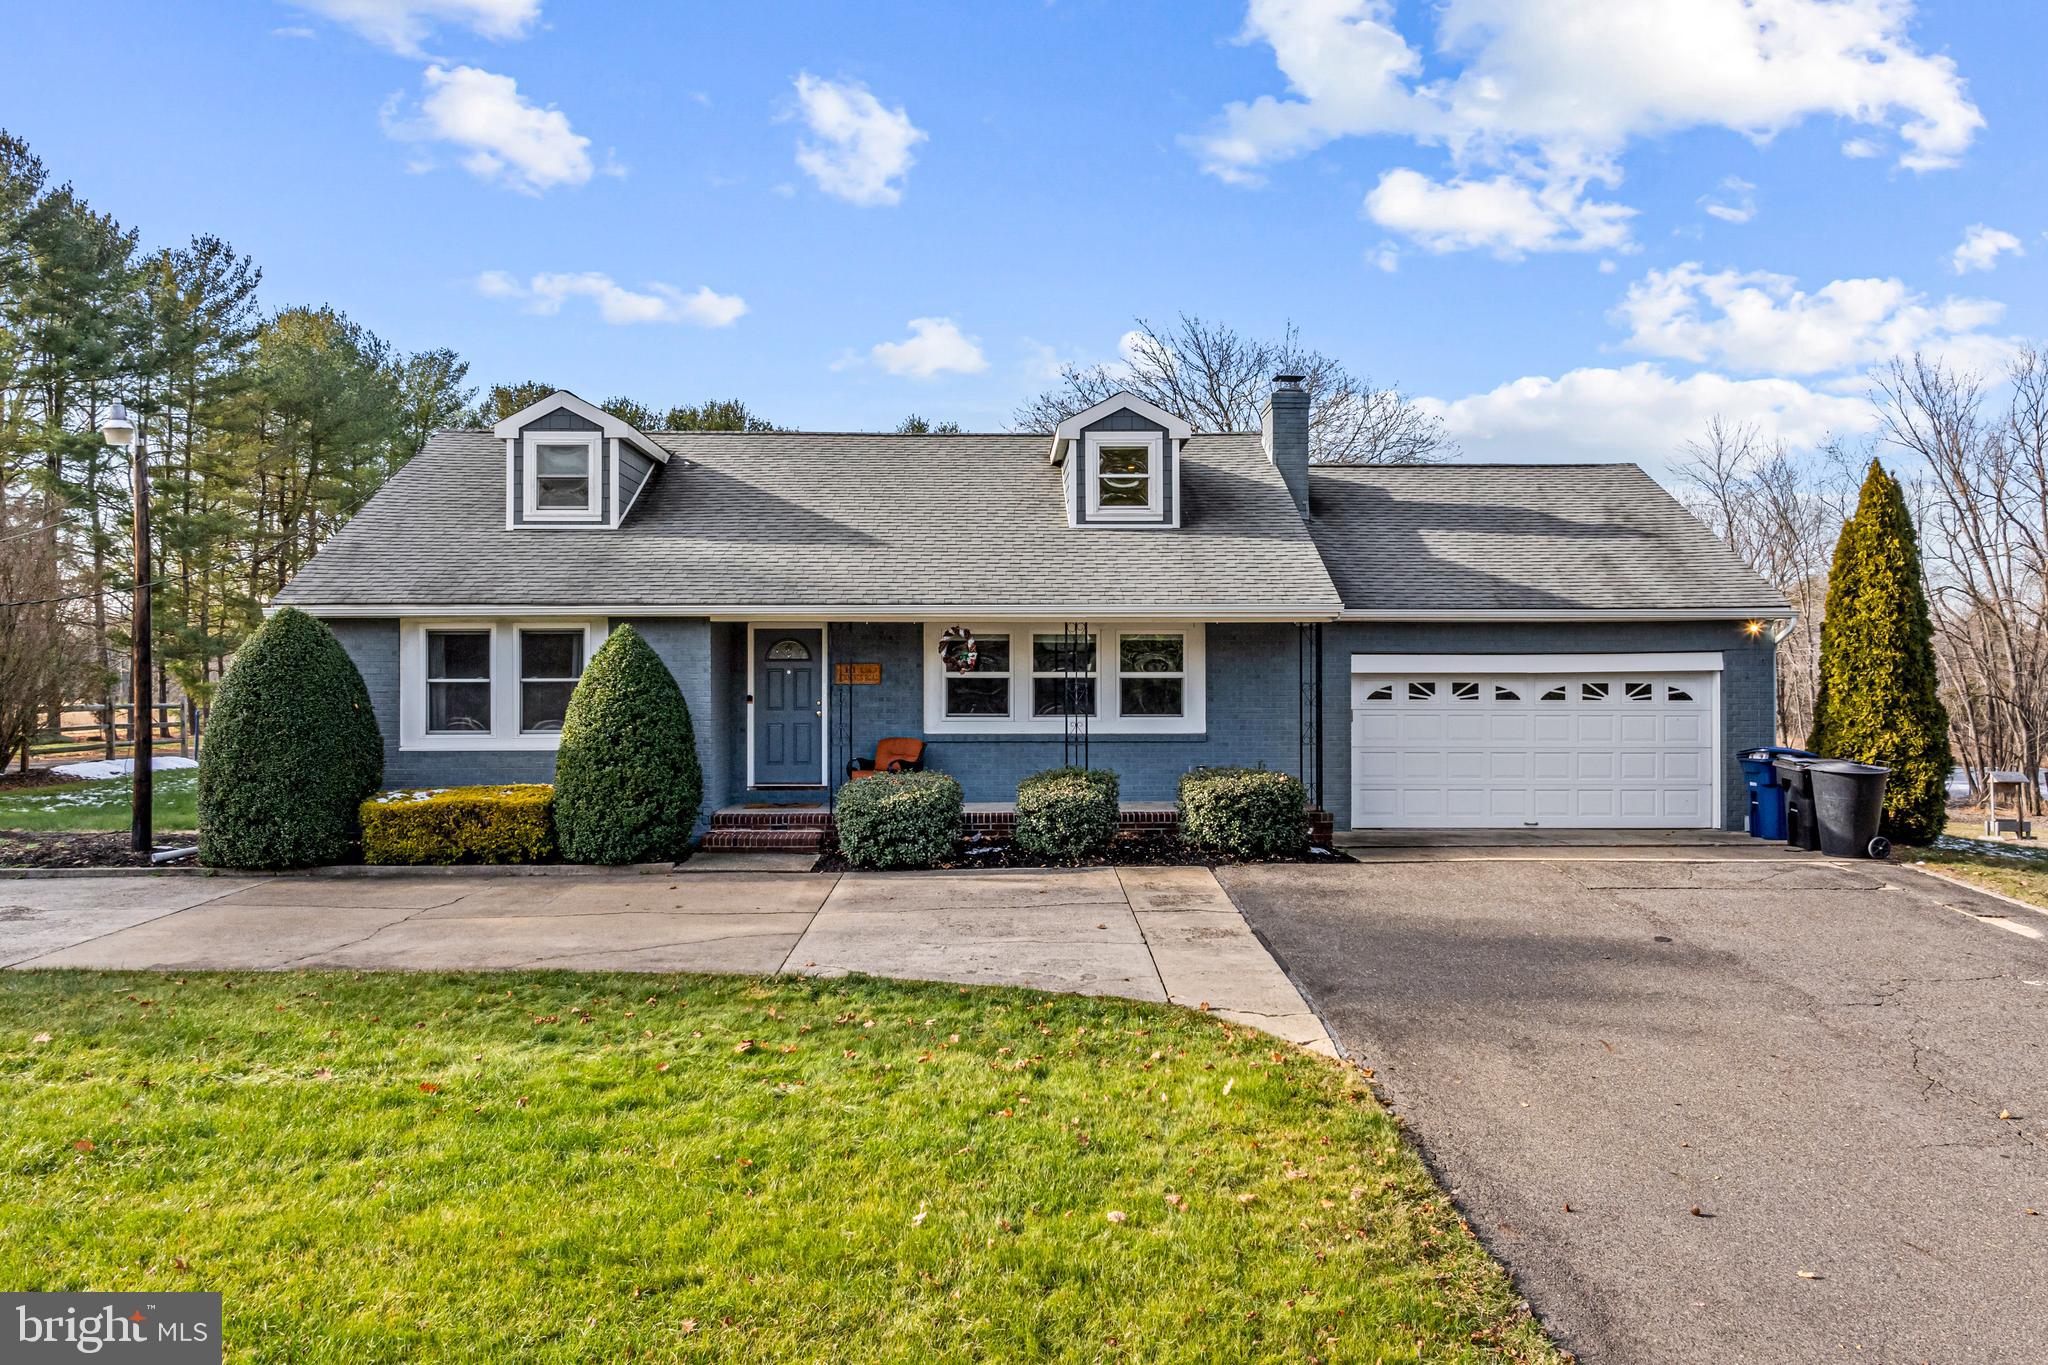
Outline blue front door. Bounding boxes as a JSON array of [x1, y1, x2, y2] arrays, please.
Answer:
[[754, 629, 822, 785]]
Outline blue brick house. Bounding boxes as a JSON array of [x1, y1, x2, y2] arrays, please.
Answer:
[[274, 383, 1790, 840]]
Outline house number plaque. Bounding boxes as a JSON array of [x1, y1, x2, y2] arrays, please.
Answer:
[[834, 663, 882, 685]]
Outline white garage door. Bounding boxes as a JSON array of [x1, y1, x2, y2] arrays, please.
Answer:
[[1350, 657, 1719, 829]]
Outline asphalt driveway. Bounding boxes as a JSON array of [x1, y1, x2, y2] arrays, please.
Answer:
[[1220, 847, 2048, 1365]]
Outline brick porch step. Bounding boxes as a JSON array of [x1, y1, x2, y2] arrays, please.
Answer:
[[704, 805, 830, 852]]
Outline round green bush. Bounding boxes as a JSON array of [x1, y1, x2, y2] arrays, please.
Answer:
[[197, 607, 384, 869], [1177, 767, 1307, 858], [553, 625, 703, 865], [1014, 766, 1119, 859], [834, 771, 963, 869]]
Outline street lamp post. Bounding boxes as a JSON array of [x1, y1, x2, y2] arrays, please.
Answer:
[[98, 401, 150, 855]]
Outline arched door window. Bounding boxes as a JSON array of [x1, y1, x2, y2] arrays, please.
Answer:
[[766, 638, 812, 662]]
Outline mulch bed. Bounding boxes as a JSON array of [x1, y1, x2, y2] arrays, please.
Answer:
[[0, 770, 84, 793], [0, 830, 196, 869], [810, 829, 1353, 873]]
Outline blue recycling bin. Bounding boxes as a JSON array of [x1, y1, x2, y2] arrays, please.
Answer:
[[1739, 746, 1814, 840]]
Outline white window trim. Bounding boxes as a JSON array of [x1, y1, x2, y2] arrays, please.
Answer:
[[941, 630, 1016, 720], [521, 432, 603, 523], [1083, 432, 1164, 521], [922, 621, 1204, 735], [1114, 630, 1189, 719], [401, 618, 606, 751]]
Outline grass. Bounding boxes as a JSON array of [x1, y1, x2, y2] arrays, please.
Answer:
[[1904, 828, 2048, 912], [0, 770, 197, 833], [0, 971, 1559, 1364]]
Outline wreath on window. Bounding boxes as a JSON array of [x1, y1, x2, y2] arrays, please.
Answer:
[[938, 625, 979, 674]]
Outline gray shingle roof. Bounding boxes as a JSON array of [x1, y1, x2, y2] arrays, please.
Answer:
[[1306, 463, 1790, 614], [275, 430, 1346, 614]]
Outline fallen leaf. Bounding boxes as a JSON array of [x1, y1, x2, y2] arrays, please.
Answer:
[[1106, 1210, 1127, 1224], [1237, 1193, 1257, 1205], [73, 1139, 94, 1152], [312, 1068, 333, 1080], [657, 1062, 671, 1073], [171, 1257, 189, 1272], [1797, 1270, 1822, 1280], [1163, 1193, 1185, 1209], [680, 1318, 698, 1334], [32, 1033, 52, 1044], [418, 1082, 440, 1094], [911, 1205, 928, 1227], [1690, 1206, 1708, 1218], [735, 1040, 756, 1054], [1999, 1109, 2015, 1120]]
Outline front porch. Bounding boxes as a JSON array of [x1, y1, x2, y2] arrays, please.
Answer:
[[703, 800, 1334, 852]]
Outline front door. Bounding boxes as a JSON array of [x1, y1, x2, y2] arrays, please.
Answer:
[[754, 629, 822, 786]]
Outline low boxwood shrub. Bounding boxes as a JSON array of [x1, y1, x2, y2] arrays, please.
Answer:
[[554, 625, 703, 865], [1014, 766, 1120, 859], [198, 606, 384, 869], [360, 785, 556, 865], [833, 771, 963, 869], [1177, 767, 1308, 858]]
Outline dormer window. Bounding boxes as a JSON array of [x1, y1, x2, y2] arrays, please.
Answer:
[[492, 389, 670, 531], [1086, 434, 1163, 519], [1048, 392, 1190, 529], [524, 434, 600, 521]]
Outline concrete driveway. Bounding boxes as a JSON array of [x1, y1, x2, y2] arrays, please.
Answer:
[[0, 865, 1330, 1052], [1220, 844, 2048, 1365]]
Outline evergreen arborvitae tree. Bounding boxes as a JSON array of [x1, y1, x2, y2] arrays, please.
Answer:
[[553, 625, 703, 864], [1808, 460, 1954, 843], [197, 607, 383, 868]]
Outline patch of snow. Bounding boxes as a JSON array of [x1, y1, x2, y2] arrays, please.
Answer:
[[51, 756, 198, 780]]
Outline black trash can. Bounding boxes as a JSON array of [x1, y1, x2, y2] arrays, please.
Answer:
[[1809, 760, 1892, 859], [1773, 755, 1820, 851]]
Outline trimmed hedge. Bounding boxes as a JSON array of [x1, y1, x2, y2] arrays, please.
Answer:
[[553, 625, 703, 865], [1178, 767, 1308, 858], [1013, 766, 1120, 859], [361, 785, 556, 865], [834, 771, 963, 869], [198, 607, 384, 869]]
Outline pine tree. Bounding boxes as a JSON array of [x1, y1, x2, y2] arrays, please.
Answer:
[[1808, 460, 1954, 842]]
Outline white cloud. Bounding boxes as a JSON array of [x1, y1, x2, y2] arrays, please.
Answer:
[[286, 0, 539, 56], [1951, 223, 2024, 274], [1420, 362, 1876, 468], [1700, 175, 1757, 224], [1614, 262, 2007, 376], [1364, 167, 1633, 256], [1841, 136, 1883, 158], [1193, 0, 1983, 253], [792, 73, 926, 206], [385, 64, 594, 194], [1367, 241, 1401, 272], [477, 271, 746, 326], [869, 318, 987, 379]]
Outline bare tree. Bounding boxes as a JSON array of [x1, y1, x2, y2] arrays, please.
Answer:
[[0, 501, 87, 770], [1676, 416, 1847, 745], [1012, 314, 1454, 464], [1878, 350, 2048, 811]]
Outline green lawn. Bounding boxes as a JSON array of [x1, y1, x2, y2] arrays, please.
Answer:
[[0, 971, 1559, 1363], [0, 770, 197, 832]]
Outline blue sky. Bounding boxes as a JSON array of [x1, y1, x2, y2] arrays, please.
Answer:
[[9, 1, 2044, 473]]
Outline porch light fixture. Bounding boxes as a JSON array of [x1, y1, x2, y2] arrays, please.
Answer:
[[1743, 620, 1765, 637]]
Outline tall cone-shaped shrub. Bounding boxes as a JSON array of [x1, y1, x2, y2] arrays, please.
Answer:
[[198, 607, 384, 868], [1808, 460, 1953, 842], [553, 625, 703, 864]]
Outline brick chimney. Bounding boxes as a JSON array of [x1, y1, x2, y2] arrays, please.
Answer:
[[1261, 373, 1309, 517]]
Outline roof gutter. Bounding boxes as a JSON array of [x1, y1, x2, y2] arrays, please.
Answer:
[[273, 602, 1349, 623], [1338, 608, 1797, 624]]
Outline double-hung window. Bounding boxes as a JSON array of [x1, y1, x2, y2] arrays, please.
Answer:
[[406, 620, 600, 749], [519, 630, 585, 733], [426, 630, 492, 733], [943, 633, 1011, 717], [1116, 633, 1184, 716], [1031, 632, 1097, 717], [1084, 433, 1164, 520], [524, 434, 600, 520]]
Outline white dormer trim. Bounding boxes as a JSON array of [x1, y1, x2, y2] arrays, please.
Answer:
[[1047, 392, 1192, 466], [491, 389, 668, 465]]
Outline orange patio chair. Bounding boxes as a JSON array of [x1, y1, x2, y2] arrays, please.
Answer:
[[847, 738, 925, 780]]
